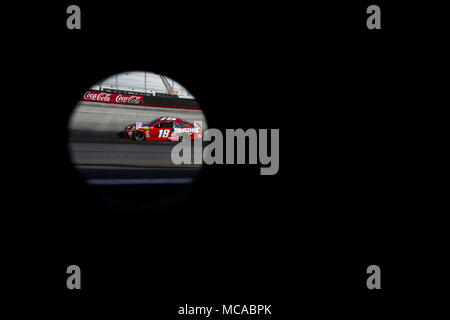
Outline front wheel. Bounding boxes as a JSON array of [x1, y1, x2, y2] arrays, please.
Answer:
[[132, 130, 145, 141]]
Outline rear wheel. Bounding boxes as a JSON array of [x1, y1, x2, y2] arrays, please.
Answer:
[[132, 130, 145, 141]]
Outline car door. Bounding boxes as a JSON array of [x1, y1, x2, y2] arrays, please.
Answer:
[[152, 121, 174, 140]]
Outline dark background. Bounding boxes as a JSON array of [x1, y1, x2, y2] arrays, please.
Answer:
[[5, 1, 446, 318]]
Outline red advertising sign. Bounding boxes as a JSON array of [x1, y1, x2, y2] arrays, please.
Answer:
[[82, 91, 144, 105]]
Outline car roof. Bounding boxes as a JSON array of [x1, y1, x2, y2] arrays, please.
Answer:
[[158, 117, 183, 122]]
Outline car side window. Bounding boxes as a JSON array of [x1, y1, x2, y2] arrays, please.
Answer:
[[158, 121, 173, 129], [173, 122, 187, 128]]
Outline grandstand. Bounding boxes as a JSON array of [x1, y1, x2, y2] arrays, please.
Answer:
[[89, 71, 194, 99]]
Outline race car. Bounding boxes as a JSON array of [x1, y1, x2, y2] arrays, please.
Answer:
[[122, 116, 203, 141]]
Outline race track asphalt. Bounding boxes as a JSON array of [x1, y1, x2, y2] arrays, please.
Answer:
[[69, 130, 203, 182]]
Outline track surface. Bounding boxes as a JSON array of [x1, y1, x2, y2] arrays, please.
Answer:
[[69, 101, 208, 133], [70, 141, 202, 180]]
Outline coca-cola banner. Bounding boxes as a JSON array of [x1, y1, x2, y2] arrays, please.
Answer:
[[82, 91, 143, 105]]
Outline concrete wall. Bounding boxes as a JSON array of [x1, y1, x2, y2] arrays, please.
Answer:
[[143, 95, 200, 109]]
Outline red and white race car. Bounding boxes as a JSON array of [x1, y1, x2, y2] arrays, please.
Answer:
[[123, 116, 202, 141]]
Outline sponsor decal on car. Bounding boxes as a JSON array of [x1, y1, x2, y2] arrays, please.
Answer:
[[135, 122, 143, 129], [173, 127, 201, 134]]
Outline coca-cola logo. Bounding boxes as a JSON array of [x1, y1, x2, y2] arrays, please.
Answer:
[[115, 94, 142, 104], [83, 91, 143, 105], [84, 91, 111, 102]]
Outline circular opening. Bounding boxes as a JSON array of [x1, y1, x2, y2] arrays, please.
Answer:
[[68, 71, 207, 210]]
